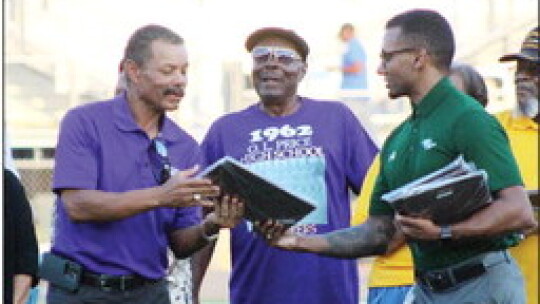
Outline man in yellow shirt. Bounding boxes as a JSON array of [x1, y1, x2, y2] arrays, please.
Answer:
[[352, 155, 414, 303], [498, 26, 539, 304]]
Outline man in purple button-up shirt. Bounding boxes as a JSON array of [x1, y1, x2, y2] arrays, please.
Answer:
[[47, 24, 243, 304]]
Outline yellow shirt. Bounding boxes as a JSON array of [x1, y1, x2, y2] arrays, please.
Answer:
[[352, 155, 414, 287], [496, 111, 538, 304]]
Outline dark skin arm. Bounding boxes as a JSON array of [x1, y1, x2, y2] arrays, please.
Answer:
[[169, 195, 243, 259], [191, 206, 218, 303], [61, 167, 219, 222], [395, 186, 537, 240], [258, 215, 399, 259], [260, 187, 536, 257]]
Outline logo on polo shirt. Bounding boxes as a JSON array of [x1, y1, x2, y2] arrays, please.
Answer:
[[421, 138, 437, 150], [388, 151, 397, 162]]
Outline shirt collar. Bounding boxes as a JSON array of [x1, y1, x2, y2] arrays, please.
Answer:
[[113, 92, 183, 142], [412, 77, 453, 119], [508, 110, 539, 131]]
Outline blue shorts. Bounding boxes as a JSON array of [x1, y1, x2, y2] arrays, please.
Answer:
[[368, 285, 413, 304]]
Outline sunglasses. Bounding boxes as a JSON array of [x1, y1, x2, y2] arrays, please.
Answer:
[[252, 46, 302, 66], [149, 137, 171, 185]]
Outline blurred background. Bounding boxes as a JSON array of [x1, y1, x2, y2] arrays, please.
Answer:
[[2, 0, 537, 303]]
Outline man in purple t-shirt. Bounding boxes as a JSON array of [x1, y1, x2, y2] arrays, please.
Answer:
[[48, 25, 243, 304], [199, 27, 378, 304]]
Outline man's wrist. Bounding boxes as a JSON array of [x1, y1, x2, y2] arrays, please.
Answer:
[[201, 218, 220, 242], [440, 225, 453, 240]]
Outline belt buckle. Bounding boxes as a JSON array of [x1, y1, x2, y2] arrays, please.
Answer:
[[98, 276, 113, 292], [425, 270, 452, 292]]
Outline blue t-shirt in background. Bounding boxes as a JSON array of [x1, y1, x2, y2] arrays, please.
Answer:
[[342, 38, 368, 90]]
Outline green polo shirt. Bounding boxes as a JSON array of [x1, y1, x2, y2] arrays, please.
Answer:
[[369, 77, 523, 271]]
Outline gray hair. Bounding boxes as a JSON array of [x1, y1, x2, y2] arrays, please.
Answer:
[[451, 63, 489, 107], [123, 24, 184, 68]]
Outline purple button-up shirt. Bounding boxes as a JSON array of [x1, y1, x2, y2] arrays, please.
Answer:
[[52, 94, 202, 279]]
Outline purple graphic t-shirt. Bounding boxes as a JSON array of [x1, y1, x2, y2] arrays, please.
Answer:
[[202, 97, 378, 304]]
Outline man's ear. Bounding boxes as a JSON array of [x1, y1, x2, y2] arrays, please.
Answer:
[[124, 59, 141, 84], [413, 49, 428, 69], [298, 62, 308, 81]]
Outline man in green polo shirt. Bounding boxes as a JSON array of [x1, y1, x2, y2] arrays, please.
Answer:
[[258, 9, 537, 303]]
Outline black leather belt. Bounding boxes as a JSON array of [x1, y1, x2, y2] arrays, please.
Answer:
[[81, 271, 160, 291], [416, 262, 486, 292]]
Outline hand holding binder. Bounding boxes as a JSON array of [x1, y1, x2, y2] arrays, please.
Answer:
[[198, 157, 315, 227], [381, 156, 492, 225]]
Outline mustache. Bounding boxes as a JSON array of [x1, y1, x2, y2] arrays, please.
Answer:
[[163, 87, 184, 96]]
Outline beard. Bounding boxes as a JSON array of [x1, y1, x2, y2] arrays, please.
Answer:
[[516, 80, 539, 118], [518, 96, 539, 118]]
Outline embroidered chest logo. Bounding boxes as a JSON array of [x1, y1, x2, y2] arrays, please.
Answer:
[[421, 138, 437, 150], [388, 151, 397, 162]]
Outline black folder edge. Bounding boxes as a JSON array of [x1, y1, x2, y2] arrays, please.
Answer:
[[198, 156, 316, 226], [381, 155, 485, 203], [380, 155, 493, 224]]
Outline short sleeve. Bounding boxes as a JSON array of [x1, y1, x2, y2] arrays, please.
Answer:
[[201, 120, 226, 166], [453, 111, 523, 191], [170, 206, 202, 230], [351, 155, 379, 225], [53, 109, 99, 192], [368, 152, 395, 216], [343, 105, 378, 194], [344, 39, 365, 65]]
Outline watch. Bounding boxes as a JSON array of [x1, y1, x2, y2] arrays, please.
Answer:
[[201, 222, 220, 242], [440, 225, 452, 240]]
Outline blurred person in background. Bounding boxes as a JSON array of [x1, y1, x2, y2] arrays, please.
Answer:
[[334, 23, 376, 140], [4, 168, 40, 304], [352, 61, 490, 304], [198, 27, 378, 304], [449, 62, 489, 108], [498, 26, 539, 304], [260, 10, 536, 304], [45, 24, 243, 304], [338, 23, 368, 93]]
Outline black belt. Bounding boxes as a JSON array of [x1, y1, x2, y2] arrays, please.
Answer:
[[81, 271, 160, 291], [416, 262, 486, 292]]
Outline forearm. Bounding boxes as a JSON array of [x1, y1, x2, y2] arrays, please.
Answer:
[[191, 240, 216, 303], [61, 188, 163, 221], [295, 215, 396, 259], [170, 218, 220, 259], [13, 274, 33, 304], [452, 186, 537, 239], [323, 216, 396, 258]]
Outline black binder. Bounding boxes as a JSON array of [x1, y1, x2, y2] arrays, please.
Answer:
[[199, 157, 315, 226], [381, 156, 492, 225]]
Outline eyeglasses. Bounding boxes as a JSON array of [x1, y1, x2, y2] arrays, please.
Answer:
[[252, 46, 302, 66], [380, 48, 417, 66], [149, 137, 171, 185]]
